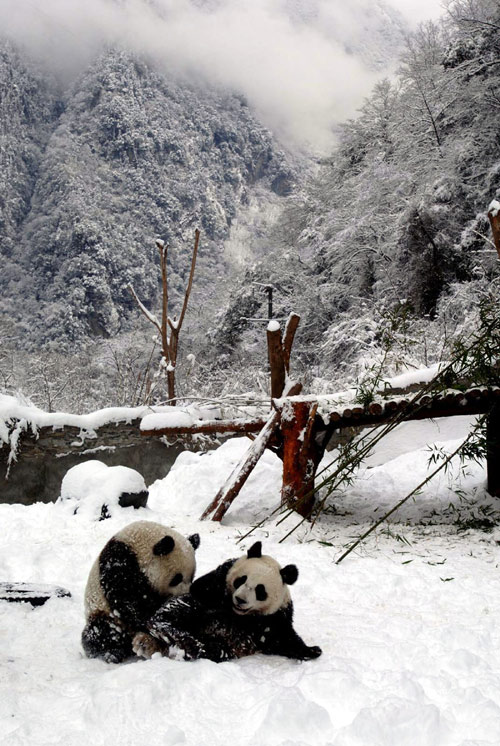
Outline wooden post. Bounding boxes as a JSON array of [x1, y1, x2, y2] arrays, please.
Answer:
[[280, 399, 325, 518], [267, 313, 300, 399], [283, 313, 300, 373], [487, 401, 500, 498], [488, 201, 500, 260], [267, 323, 286, 399], [199, 381, 302, 522], [200, 409, 281, 521]]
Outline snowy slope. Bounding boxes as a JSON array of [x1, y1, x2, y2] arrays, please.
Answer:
[[2, 417, 500, 745]]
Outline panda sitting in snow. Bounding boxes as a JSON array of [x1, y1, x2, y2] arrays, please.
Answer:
[[82, 521, 200, 663], [133, 541, 321, 662]]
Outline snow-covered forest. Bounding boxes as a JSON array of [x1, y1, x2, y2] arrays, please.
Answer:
[[0, 0, 496, 412]]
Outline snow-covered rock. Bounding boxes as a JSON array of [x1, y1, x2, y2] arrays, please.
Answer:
[[58, 460, 148, 519]]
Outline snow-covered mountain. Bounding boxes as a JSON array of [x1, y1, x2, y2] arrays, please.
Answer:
[[0, 42, 295, 344], [0, 0, 408, 348]]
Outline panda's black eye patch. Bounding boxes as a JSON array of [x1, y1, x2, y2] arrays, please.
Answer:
[[170, 573, 183, 587], [233, 575, 247, 589], [256, 584, 267, 601]]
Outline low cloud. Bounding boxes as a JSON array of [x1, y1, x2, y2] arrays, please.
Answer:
[[0, 0, 422, 153]]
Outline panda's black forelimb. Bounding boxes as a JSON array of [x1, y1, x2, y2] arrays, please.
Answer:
[[147, 594, 256, 662], [81, 614, 133, 664], [258, 607, 322, 660], [99, 538, 164, 628]]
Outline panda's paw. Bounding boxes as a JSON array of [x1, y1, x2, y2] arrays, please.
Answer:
[[132, 632, 167, 659], [305, 645, 322, 659]]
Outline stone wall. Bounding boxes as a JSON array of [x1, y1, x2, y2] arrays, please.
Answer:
[[0, 419, 214, 504]]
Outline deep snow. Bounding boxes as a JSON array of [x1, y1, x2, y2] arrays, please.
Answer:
[[2, 416, 500, 746]]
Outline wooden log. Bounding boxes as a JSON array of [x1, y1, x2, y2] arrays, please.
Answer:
[[281, 400, 324, 518], [488, 201, 500, 259], [465, 388, 482, 400], [141, 418, 267, 437], [487, 401, 500, 498], [200, 409, 281, 521], [282, 313, 300, 373], [0, 582, 71, 606], [267, 325, 286, 399], [318, 389, 500, 431]]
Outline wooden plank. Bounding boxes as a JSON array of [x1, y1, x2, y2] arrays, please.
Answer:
[[488, 202, 500, 259], [325, 389, 500, 431]]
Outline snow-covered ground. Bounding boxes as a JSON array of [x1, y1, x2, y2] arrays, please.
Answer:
[[2, 416, 500, 746]]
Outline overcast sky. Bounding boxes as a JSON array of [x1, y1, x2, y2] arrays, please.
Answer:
[[0, 0, 448, 153], [394, 0, 445, 25]]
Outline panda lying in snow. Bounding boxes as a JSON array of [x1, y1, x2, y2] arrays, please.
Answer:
[[82, 521, 200, 663], [133, 541, 322, 662]]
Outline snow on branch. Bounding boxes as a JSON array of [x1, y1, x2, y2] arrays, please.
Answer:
[[127, 283, 162, 332]]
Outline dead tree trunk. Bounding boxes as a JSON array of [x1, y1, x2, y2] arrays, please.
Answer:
[[128, 229, 200, 405]]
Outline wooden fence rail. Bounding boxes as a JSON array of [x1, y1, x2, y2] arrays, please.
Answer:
[[141, 386, 500, 521]]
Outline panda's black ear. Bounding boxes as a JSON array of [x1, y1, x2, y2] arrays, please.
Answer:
[[280, 564, 298, 585], [247, 541, 262, 558], [153, 535, 175, 556], [188, 533, 200, 551]]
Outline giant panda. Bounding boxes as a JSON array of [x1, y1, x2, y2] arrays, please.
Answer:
[[133, 541, 321, 662], [82, 520, 200, 663]]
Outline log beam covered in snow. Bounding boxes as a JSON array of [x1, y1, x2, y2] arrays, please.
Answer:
[[140, 418, 268, 437]]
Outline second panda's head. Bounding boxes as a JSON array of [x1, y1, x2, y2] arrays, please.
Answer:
[[226, 541, 298, 616]]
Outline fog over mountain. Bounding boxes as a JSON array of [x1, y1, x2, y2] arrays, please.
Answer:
[[0, 0, 411, 153]]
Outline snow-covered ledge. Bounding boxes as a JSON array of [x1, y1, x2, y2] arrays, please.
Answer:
[[0, 396, 222, 505]]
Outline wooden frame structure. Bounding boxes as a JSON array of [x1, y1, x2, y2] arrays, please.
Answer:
[[141, 310, 500, 521]]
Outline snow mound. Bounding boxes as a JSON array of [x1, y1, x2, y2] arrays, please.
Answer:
[[58, 460, 147, 519]]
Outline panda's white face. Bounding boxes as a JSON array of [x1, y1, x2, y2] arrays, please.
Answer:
[[226, 556, 292, 616]]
